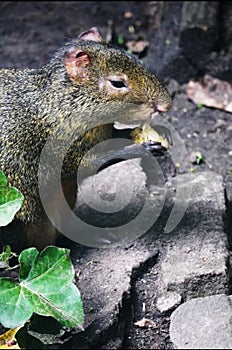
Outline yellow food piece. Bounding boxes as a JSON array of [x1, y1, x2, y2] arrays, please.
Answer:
[[131, 122, 169, 150]]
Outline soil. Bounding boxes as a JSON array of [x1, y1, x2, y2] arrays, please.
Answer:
[[0, 1, 232, 349]]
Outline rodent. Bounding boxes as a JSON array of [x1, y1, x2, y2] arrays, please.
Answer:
[[0, 27, 172, 250]]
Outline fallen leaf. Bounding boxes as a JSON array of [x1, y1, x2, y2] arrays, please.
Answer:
[[126, 39, 149, 53], [134, 317, 157, 328], [0, 326, 23, 349], [186, 75, 232, 113], [124, 11, 133, 19]]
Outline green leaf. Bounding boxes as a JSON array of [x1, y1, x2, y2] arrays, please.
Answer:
[[118, 35, 124, 45], [0, 171, 7, 187], [19, 247, 39, 280], [0, 245, 14, 269], [196, 151, 204, 165], [0, 246, 84, 330], [0, 171, 24, 226]]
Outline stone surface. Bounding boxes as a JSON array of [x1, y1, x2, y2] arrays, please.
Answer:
[[155, 171, 229, 301], [67, 166, 229, 349], [64, 242, 159, 349], [125, 169, 230, 349], [74, 158, 165, 248], [156, 291, 182, 313], [169, 294, 232, 349], [225, 173, 232, 249]]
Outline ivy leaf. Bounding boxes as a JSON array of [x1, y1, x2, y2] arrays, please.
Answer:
[[0, 171, 7, 187], [0, 171, 24, 226], [0, 245, 14, 269], [0, 246, 84, 330]]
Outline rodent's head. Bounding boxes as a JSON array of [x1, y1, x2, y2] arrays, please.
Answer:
[[51, 27, 172, 124]]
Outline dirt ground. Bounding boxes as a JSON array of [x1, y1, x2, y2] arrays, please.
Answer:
[[0, 1, 232, 349]]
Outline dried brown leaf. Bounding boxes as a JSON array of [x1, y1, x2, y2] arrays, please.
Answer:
[[0, 326, 23, 349], [126, 40, 149, 53], [134, 317, 157, 328], [186, 75, 232, 113]]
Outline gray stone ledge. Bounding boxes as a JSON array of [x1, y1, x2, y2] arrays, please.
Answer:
[[170, 294, 232, 349]]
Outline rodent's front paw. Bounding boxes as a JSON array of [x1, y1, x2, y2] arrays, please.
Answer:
[[142, 141, 167, 157]]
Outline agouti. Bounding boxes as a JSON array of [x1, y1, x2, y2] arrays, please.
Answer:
[[0, 27, 172, 250]]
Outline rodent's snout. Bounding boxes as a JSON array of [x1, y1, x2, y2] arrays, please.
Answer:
[[150, 101, 160, 113], [150, 99, 172, 113], [147, 81, 173, 113]]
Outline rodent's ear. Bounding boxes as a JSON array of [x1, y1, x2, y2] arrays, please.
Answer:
[[78, 27, 103, 43], [64, 48, 91, 81]]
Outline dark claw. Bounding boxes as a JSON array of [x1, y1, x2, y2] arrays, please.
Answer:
[[142, 141, 167, 156]]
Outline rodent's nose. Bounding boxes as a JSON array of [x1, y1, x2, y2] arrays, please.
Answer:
[[150, 100, 171, 113]]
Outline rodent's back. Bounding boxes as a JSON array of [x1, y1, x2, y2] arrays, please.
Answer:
[[0, 67, 48, 223]]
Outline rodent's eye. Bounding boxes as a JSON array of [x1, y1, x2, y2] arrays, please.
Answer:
[[99, 74, 130, 95], [109, 80, 127, 89]]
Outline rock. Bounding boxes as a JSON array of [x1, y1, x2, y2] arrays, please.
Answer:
[[225, 173, 232, 249], [33, 159, 229, 349], [155, 171, 229, 300], [64, 243, 159, 349], [156, 291, 182, 313], [170, 294, 232, 349], [73, 158, 165, 248]]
